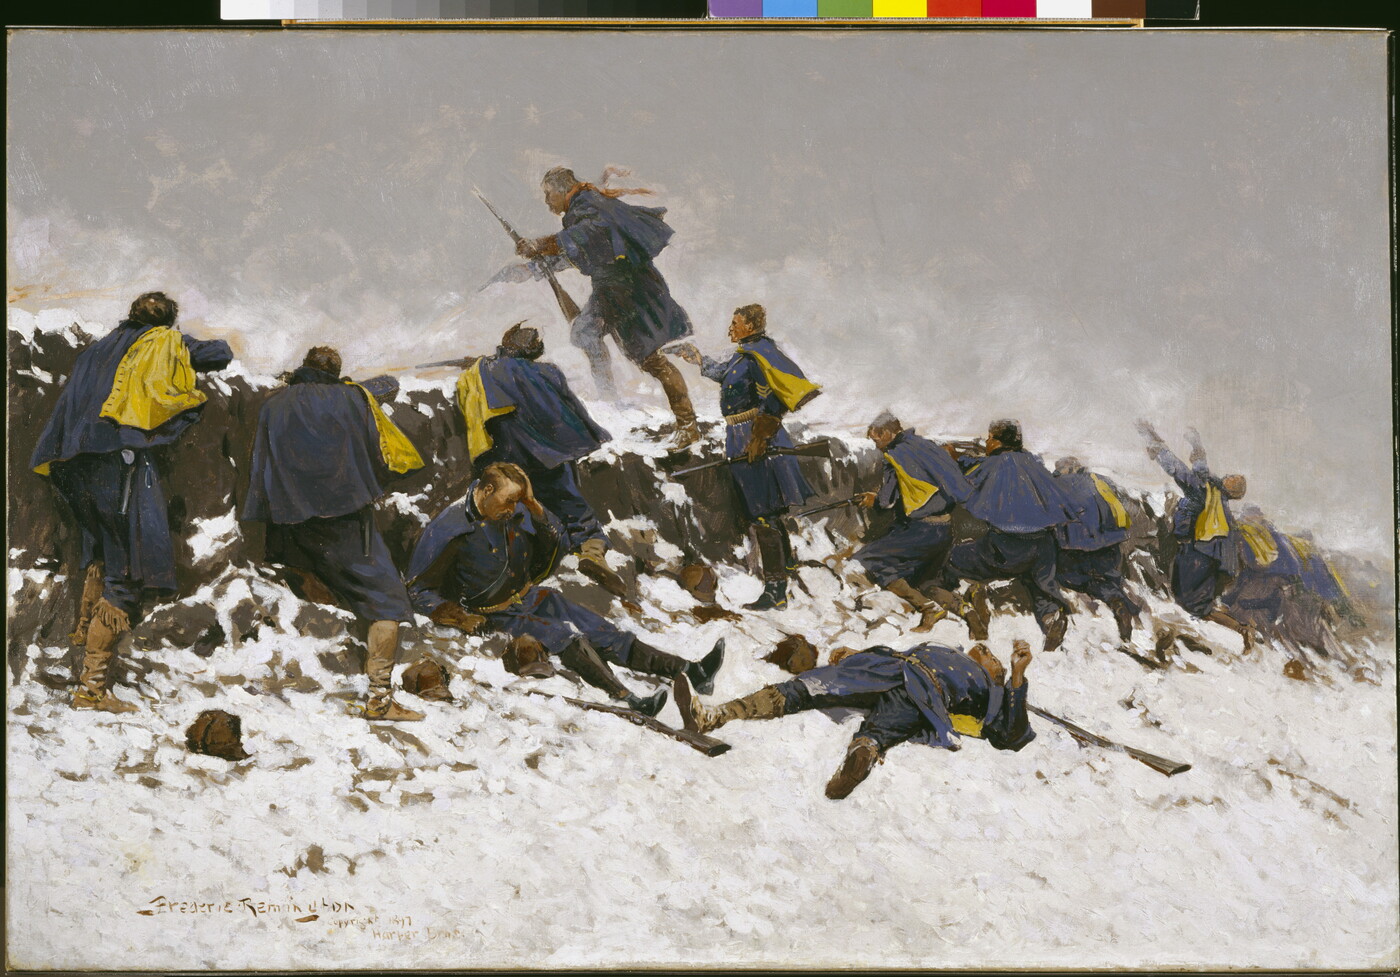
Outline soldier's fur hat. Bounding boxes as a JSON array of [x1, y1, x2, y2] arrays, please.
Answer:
[[185, 710, 251, 762], [502, 635, 556, 679], [764, 634, 818, 674], [401, 658, 455, 701]]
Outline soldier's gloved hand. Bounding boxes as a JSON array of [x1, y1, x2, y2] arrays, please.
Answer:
[[744, 414, 782, 463], [667, 342, 702, 366], [856, 491, 878, 509], [431, 602, 487, 634]]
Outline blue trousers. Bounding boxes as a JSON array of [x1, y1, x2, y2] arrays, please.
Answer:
[[486, 586, 636, 666], [267, 508, 414, 623], [1057, 545, 1140, 614], [1172, 545, 1227, 618], [528, 462, 604, 547], [945, 528, 1070, 629], [855, 519, 953, 587], [50, 450, 174, 617], [775, 680, 926, 752]]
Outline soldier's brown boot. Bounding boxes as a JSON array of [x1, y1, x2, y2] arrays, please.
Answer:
[[363, 621, 424, 722], [964, 583, 991, 641], [70, 562, 105, 646], [71, 599, 138, 713], [674, 675, 785, 734], [641, 351, 700, 451], [886, 578, 949, 633], [576, 537, 628, 598], [825, 736, 882, 800]]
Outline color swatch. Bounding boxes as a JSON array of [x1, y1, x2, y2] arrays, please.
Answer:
[[222, 0, 1190, 18]]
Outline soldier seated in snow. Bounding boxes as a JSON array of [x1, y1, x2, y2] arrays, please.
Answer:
[[30, 291, 233, 713], [457, 322, 626, 598], [853, 411, 984, 635], [242, 345, 427, 723], [675, 639, 1035, 800], [405, 462, 724, 716]]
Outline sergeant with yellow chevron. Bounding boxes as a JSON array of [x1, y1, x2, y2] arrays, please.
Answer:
[[850, 411, 986, 636], [1051, 457, 1143, 643], [671, 303, 822, 611], [1136, 420, 1255, 653], [241, 345, 428, 722], [30, 291, 233, 714], [452, 321, 626, 599]]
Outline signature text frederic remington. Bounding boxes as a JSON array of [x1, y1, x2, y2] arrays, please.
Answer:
[[138, 895, 356, 919]]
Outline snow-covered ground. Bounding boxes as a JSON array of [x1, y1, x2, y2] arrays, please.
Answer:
[[6, 517, 1397, 970]]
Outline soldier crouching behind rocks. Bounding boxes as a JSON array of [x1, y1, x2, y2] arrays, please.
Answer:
[[241, 345, 427, 722], [30, 291, 233, 713], [405, 462, 724, 716]]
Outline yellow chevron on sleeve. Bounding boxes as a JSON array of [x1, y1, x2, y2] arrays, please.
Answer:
[[1090, 473, 1131, 529], [885, 452, 939, 516], [745, 350, 821, 413], [1239, 523, 1279, 566], [349, 382, 424, 475], [98, 327, 207, 432], [1194, 483, 1231, 542], [456, 361, 514, 462]]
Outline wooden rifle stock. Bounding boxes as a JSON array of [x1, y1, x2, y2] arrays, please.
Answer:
[[670, 439, 833, 478], [1029, 704, 1191, 777]]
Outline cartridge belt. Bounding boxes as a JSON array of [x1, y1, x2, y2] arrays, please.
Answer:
[[724, 408, 761, 425]]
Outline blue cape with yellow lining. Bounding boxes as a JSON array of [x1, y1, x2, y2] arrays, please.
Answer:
[[457, 352, 611, 467], [737, 336, 821, 413], [30, 319, 232, 472], [1054, 470, 1132, 551], [962, 450, 1082, 534], [880, 430, 974, 519], [241, 368, 421, 525]]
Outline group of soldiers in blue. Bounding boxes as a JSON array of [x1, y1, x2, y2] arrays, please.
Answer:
[[29, 165, 1353, 799]]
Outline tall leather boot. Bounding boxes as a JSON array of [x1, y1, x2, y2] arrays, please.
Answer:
[[640, 351, 699, 451], [744, 520, 790, 611], [363, 621, 424, 721], [886, 578, 949, 633], [825, 736, 882, 800], [674, 674, 786, 734], [70, 561, 105, 645], [629, 637, 725, 694], [560, 637, 665, 716], [964, 583, 991, 641], [1206, 609, 1256, 654], [576, 536, 627, 598], [72, 598, 137, 713]]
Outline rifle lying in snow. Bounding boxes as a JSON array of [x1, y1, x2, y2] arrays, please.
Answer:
[[523, 689, 731, 757], [669, 439, 834, 478], [475, 188, 582, 324], [1029, 705, 1191, 777]]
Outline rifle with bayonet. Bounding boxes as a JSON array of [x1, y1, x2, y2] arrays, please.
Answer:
[[792, 495, 861, 519], [669, 439, 834, 478], [475, 188, 581, 324]]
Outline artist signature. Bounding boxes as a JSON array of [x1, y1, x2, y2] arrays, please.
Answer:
[[137, 895, 358, 922]]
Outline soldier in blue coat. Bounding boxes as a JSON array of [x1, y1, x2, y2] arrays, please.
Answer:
[[853, 412, 980, 633], [242, 346, 427, 722], [405, 462, 724, 717], [675, 304, 821, 610], [1137, 421, 1254, 651], [459, 322, 626, 597], [31, 292, 232, 713], [943, 419, 1081, 651], [675, 639, 1035, 800], [515, 166, 699, 451], [1052, 457, 1143, 641]]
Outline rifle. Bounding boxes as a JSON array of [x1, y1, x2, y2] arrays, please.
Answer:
[[670, 439, 834, 478], [793, 496, 861, 519], [1028, 704, 1191, 777], [523, 689, 730, 757], [408, 354, 480, 372], [943, 437, 986, 458], [474, 188, 581, 324]]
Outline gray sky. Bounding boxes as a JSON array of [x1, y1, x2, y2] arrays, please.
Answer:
[[7, 29, 1392, 555]]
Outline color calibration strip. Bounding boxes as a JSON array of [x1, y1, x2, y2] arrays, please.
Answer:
[[223, 0, 1196, 18]]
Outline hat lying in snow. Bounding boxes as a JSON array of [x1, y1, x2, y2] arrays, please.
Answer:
[[765, 634, 818, 674], [502, 635, 556, 679], [401, 658, 455, 701], [678, 564, 718, 604], [185, 710, 251, 761]]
